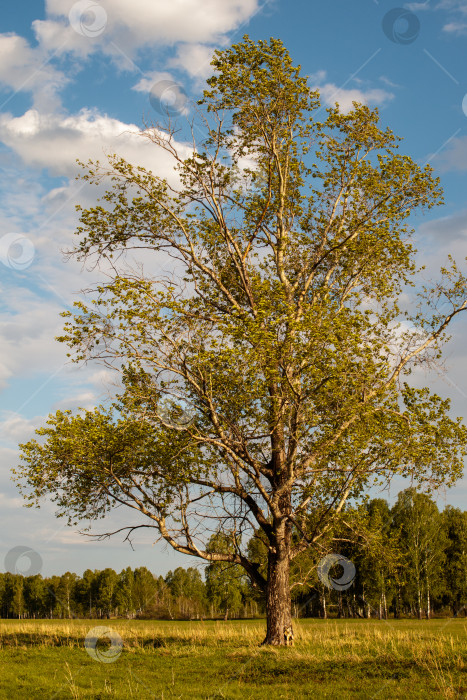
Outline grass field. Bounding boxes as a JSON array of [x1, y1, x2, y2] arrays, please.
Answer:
[[0, 618, 466, 699]]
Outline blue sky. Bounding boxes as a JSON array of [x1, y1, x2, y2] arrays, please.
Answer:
[[1, 0, 467, 577]]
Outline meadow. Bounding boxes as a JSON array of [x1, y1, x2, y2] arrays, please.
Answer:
[[0, 618, 466, 699]]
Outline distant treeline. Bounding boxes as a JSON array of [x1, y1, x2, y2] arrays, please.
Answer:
[[2, 488, 466, 620]]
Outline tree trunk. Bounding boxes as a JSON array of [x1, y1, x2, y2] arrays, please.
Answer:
[[394, 588, 400, 619], [262, 549, 292, 645], [362, 589, 371, 618], [321, 591, 327, 619]]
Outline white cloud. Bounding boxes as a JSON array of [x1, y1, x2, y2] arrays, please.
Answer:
[[0, 105, 194, 420], [132, 71, 191, 117], [169, 44, 216, 80], [132, 71, 175, 95], [0, 287, 67, 393], [32, 18, 95, 60], [379, 75, 401, 89], [0, 108, 192, 181], [436, 135, 467, 173], [443, 20, 467, 31], [52, 391, 98, 412], [414, 210, 467, 305], [400, 2, 467, 35], [405, 2, 432, 11], [437, 0, 467, 31], [418, 209, 467, 244], [319, 85, 393, 113], [38, 0, 260, 58], [0, 1, 262, 123], [0, 33, 67, 111], [310, 72, 394, 114], [0, 413, 46, 445], [0, 492, 24, 509], [437, 0, 467, 13]]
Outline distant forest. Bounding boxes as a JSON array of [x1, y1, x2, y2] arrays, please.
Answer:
[[2, 488, 466, 620]]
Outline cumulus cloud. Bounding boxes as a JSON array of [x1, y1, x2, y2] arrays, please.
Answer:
[[32, 18, 95, 59], [51, 391, 98, 412], [0, 288, 68, 393], [399, 2, 467, 36], [37, 0, 260, 58], [0, 108, 192, 181], [132, 71, 175, 95], [0, 33, 68, 111], [438, 0, 467, 13], [0, 104, 195, 423], [169, 43, 216, 80], [436, 0, 467, 32], [309, 71, 394, 114], [0, 0, 263, 125], [318, 84, 394, 113], [0, 413, 46, 445]]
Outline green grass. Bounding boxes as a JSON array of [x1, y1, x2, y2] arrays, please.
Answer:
[[0, 618, 466, 698]]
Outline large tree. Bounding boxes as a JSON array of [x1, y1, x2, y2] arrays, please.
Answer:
[[16, 37, 467, 645]]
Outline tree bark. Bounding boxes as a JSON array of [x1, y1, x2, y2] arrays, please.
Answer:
[[417, 586, 422, 620], [321, 589, 327, 619], [262, 548, 292, 645], [338, 593, 344, 618], [394, 588, 400, 619]]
